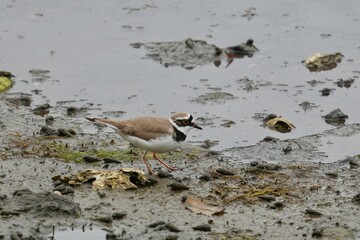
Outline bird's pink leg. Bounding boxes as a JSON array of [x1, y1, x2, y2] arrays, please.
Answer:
[[142, 151, 154, 175], [153, 153, 177, 171]]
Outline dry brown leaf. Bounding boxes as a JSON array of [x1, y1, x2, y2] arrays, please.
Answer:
[[183, 196, 225, 216]]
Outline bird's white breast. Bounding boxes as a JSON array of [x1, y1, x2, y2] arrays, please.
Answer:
[[121, 134, 181, 153]]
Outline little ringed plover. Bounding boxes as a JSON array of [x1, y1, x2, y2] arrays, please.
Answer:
[[85, 112, 202, 175]]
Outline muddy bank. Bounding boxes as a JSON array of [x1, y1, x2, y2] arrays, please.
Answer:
[[1, 95, 360, 240]]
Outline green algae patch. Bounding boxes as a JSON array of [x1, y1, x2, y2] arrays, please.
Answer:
[[30, 141, 140, 163], [9, 134, 190, 163]]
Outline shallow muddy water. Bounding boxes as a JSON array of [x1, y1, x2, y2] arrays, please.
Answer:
[[1, 0, 360, 161]]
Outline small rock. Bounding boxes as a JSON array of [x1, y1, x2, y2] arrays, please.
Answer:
[[53, 184, 66, 192], [40, 126, 57, 135], [103, 158, 122, 164], [93, 215, 113, 223], [165, 223, 181, 232], [0, 210, 21, 216], [61, 187, 75, 195], [325, 172, 338, 178], [10, 233, 21, 240], [192, 224, 211, 232], [249, 161, 259, 167], [0, 195, 8, 201], [45, 115, 55, 123], [147, 221, 166, 228], [33, 103, 50, 116], [258, 195, 276, 202], [147, 176, 159, 185], [154, 225, 167, 231], [57, 128, 74, 137], [97, 190, 106, 198], [216, 168, 235, 176], [157, 170, 173, 178], [262, 136, 278, 142], [198, 173, 211, 181], [351, 193, 360, 205], [349, 158, 359, 167], [83, 155, 102, 163], [112, 211, 127, 220], [312, 228, 323, 237], [322, 226, 355, 240], [305, 208, 323, 216], [165, 235, 179, 240], [257, 163, 282, 171], [168, 182, 189, 191], [268, 201, 284, 209]]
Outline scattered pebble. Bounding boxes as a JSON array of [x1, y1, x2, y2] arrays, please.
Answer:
[[147, 221, 166, 228], [61, 187, 75, 195], [258, 195, 276, 202], [256, 163, 282, 171], [351, 193, 360, 205], [199, 173, 211, 181], [168, 182, 189, 191], [83, 155, 102, 163], [192, 224, 211, 232], [157, 170, 173, 178], [165, 223, 181, 232], [93, 215, 113, 223], [268, 201, 284, 209], [112, 211, 127, 220], [249, 161, 259, 167], [165, 235, 178, 240], [0, 210, 21, 216], [103, 158, 122, 164], [147, 176, 159, 185], [216, 168, 235, 176], [262, 136, 278, 142], [305, 208, 323, 216], [97, 190, 106, 198], [325, 172, 338, 178]]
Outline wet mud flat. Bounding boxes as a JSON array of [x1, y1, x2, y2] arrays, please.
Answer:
[[0, 96, 360, 240]]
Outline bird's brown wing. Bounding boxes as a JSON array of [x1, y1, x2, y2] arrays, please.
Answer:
[[88, 117, 173, 141]]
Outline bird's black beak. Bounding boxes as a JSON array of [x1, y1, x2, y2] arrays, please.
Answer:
[[192, 123, 202, 130]]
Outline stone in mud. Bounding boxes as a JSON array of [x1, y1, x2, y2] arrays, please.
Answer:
[[147, 221, 166, 228], [157, 170, 173, 178], [57, 128, 75, 137], [165, 223, 181, 232], [32, 103, 50, 116], [305, 208, 323, 216], [103, 158, 122, 164], [198, 173, 211, 181], [319, 88, 335, 96], [313, 227, 356, 240], [168, 182, 189, 191], [83, 155, 102, 163], [192, 224, 211, 232], [322, 108, 348, 126], [351, 193, 360, 205], [216, 168, 235, 176], [112, 211, 127, 220], [6, 94, 32, 107], [3, 189, 80, 217]]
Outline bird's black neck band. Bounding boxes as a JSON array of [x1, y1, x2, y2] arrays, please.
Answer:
[[173, 126, 186, 142]]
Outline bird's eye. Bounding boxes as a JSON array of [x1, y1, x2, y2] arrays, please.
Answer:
[[183, 120, 189, 124]]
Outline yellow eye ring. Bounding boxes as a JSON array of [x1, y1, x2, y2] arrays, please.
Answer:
[[183, 120, 189, 124]]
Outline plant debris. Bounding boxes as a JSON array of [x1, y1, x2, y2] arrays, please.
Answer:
[[52, 168, 151, 190]]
